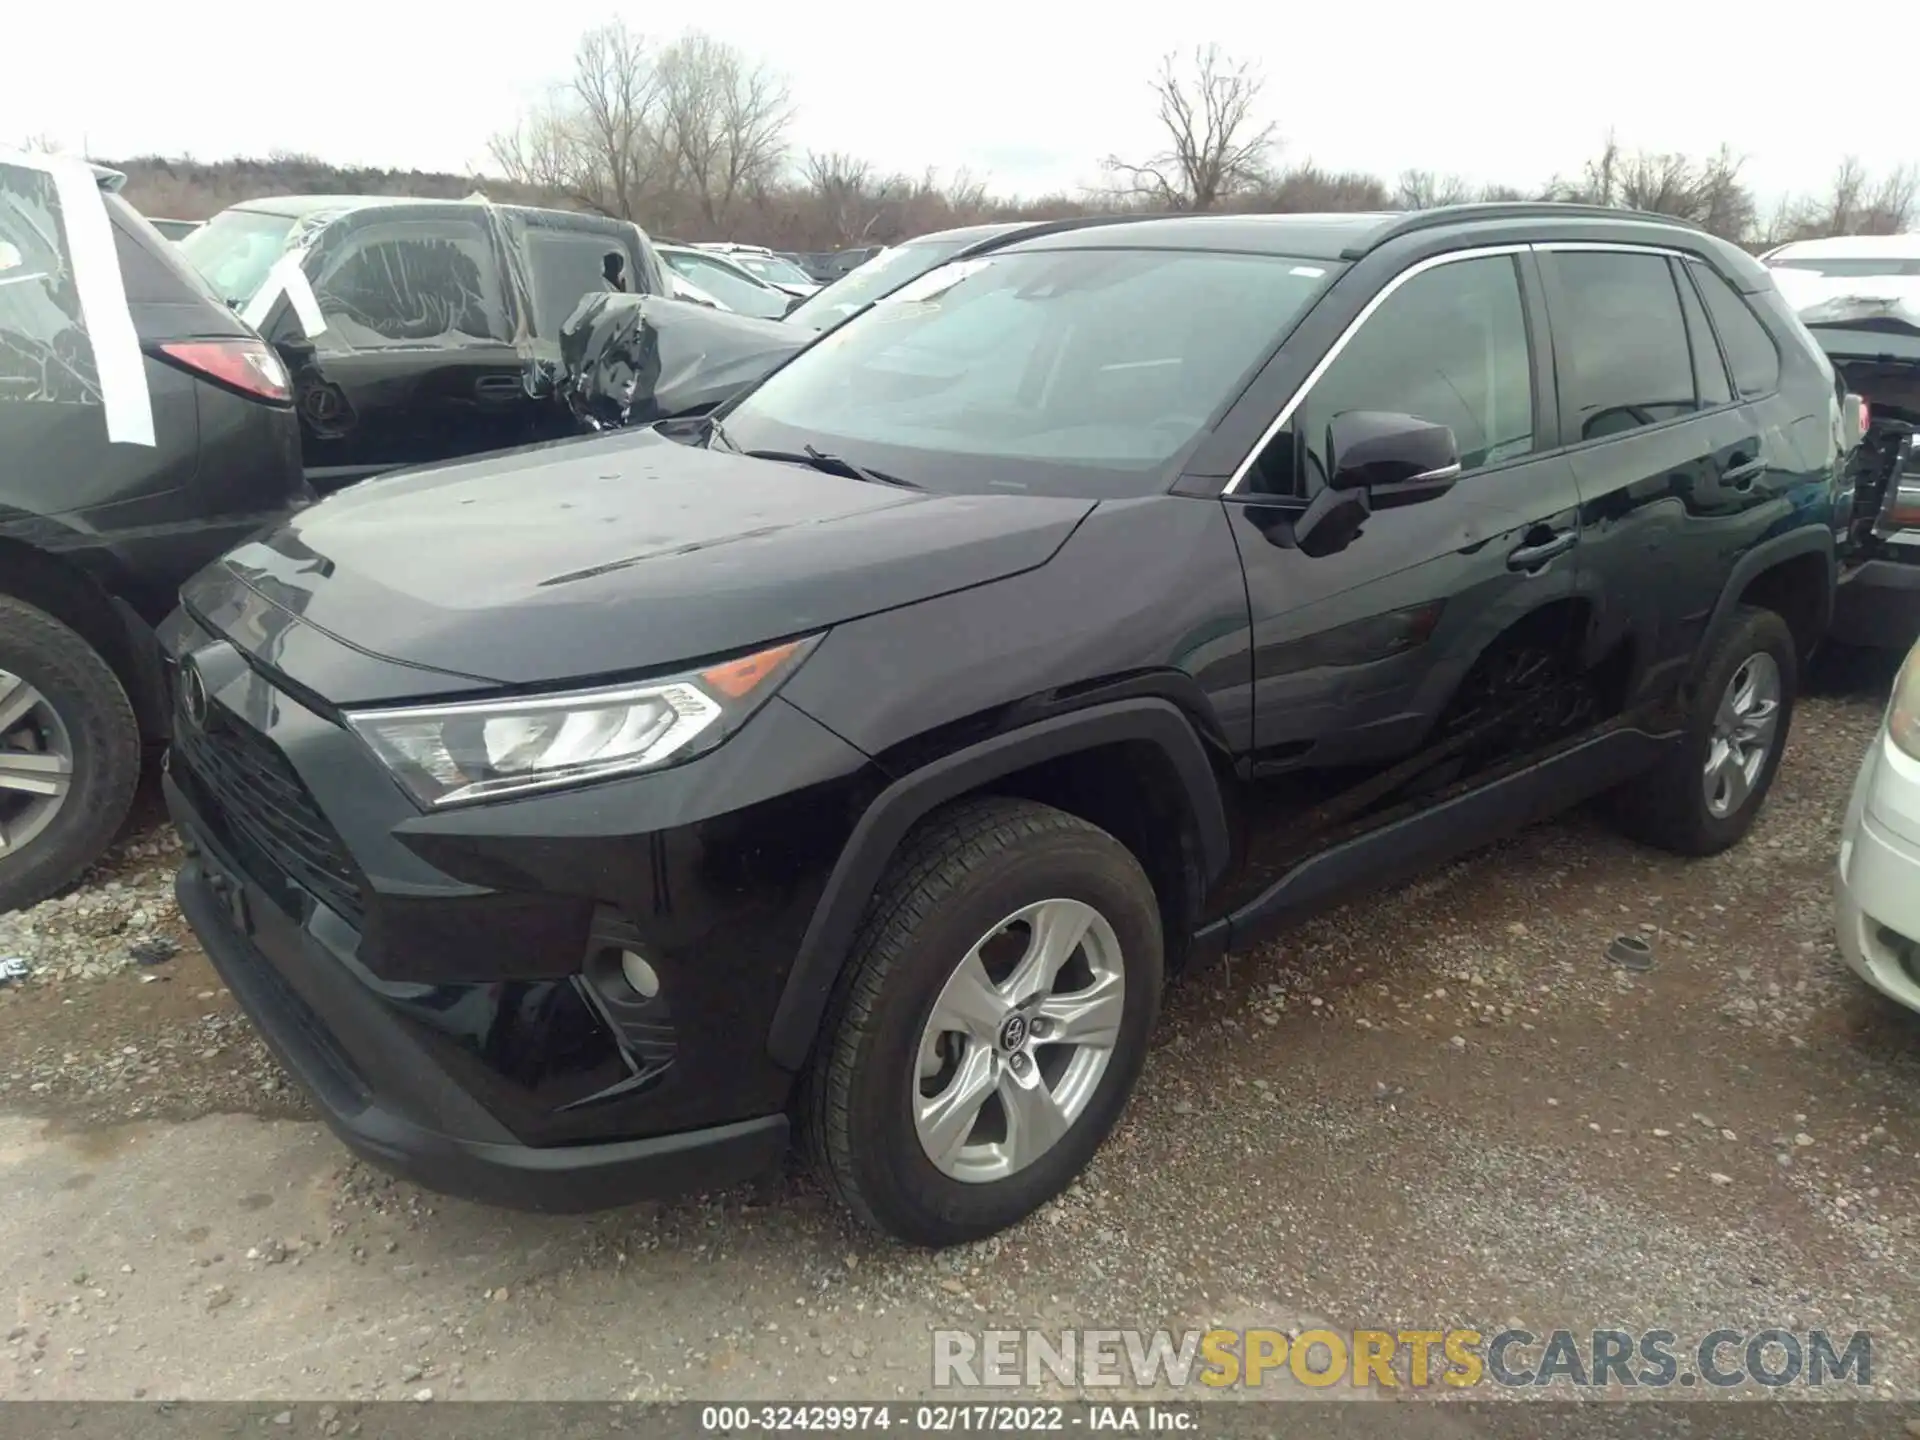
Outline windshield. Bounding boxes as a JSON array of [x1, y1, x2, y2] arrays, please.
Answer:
[[732, 252, 814, 287], [722, 246, 1338, 497], [177, 207, 300, 305], [1770, 256, 1920, 278], [782, 239, 968, 331]]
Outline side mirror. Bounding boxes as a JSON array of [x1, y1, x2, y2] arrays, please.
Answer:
[[1328, 411, 1461, 509]]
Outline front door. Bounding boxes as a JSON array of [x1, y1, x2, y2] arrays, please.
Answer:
[[1219, 249, 1588, 911], [265, 207, 537, 490]]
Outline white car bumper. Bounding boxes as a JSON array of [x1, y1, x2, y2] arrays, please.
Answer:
[[1835, 726, 1920, 1011]]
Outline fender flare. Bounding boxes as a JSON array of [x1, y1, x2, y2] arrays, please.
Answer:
[[765, 697, 1232, 1070], [1703, 526, 1835, 657]]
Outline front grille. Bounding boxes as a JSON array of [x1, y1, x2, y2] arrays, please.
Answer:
[[173, 703, 367, 929]]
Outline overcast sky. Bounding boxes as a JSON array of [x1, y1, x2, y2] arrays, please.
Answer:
[[6, 0, 1911, 208]]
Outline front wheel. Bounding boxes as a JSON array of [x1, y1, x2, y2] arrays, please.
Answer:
[[804, 797, 1163, 1246], [0, 596, 141, 912], [1612, 605, 1797, 856]]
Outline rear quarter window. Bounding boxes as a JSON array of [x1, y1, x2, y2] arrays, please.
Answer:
[[1689, 260, 1781, 399]]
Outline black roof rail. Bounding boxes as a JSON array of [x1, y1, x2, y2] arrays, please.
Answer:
[[1344, 201, 1707, 259], [956, 211, 1176, 258]]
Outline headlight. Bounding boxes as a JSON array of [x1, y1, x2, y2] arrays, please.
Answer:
[[1892, 641, 1920, 762], [346, 636, 818, 807]]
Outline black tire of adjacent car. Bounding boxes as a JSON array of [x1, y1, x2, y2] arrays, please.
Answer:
[[0, 597, 141, 913], [803, 796, 1164, 1246], [1611, 604, 1798, 857]]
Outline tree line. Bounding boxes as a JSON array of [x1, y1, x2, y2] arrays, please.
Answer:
[[91, 29, 1918, 252]]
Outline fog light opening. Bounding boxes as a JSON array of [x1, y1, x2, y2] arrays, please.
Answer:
[[619, 949, 661, 1000]]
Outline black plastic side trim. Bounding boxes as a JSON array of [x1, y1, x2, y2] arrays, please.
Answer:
[[766, 697, 1231, 1070], [1704, 527, 1835, 660], [1225, 726, 1676, 952]]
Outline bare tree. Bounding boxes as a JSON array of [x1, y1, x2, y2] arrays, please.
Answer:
[[1769, 157, 1919, 242], [1545, 135, 1754, 241], [487, 92, 581, 197], [656, 32, 793, 231], [801, 149, 886, 241], [1861, 164, 1918, 235], [1395, 169, 1474, 210], [1104, 46, 1276, 211], [569, 22, 666, 221]]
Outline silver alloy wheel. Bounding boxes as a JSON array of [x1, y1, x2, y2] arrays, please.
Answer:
[[0, 668, 74, 858], [1702, 652, 1782, 819], [912, 897, 1125, 1183]]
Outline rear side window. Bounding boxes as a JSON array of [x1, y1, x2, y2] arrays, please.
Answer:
[[308, 217, 509, 348], [1690, 261, 1780, 399], [1672, 260, 1732, 408], [1548, 251, 1697, 441]]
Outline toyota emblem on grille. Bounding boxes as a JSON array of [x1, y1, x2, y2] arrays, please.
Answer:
[[180, 654, 209, 729]]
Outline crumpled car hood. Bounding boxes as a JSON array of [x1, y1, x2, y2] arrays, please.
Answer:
[[188, 427, 1094, 700]]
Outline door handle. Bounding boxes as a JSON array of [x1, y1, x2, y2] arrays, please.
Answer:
[[1507, 528, 1578, 572], [1721, 455, 1765, 488], [473, 374, 525, 404]]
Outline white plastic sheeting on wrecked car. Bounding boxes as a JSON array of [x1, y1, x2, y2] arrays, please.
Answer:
[[1770, 264, 1920, 333], [0, 149, 154, 446]]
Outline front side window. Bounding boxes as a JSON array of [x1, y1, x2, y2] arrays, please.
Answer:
[[1247, 255, 1534, 498], [1549, 251, 1698, 441], [308, 218, 509, 349], [722, 247, 1339, 497], [1690, 261, 1781, 400], [176, 207, 299, 307], [525, 230, 632, 336]]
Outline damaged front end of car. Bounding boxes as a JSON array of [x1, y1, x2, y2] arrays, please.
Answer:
[[1781, 275, 1920, 649], [526, 290, 807, 433]]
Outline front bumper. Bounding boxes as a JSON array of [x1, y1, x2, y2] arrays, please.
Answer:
[[170, 780, 789, 1210], [159, 605, 883, 1210], [1831, 555, 1920, 650], [1834, 731, 1920, 1014]]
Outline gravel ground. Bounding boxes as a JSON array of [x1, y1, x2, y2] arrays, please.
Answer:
[[2, 648, 1917, 1408]]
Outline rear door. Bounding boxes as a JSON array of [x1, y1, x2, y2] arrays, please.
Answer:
[[1536, 245, 1762, 701], [263, 205, 535, 489]]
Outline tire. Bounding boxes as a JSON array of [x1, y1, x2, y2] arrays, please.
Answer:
[[803, 796, 1163, 1246], [1612, 605, 1797, 856], [0, 596, 141, 913]]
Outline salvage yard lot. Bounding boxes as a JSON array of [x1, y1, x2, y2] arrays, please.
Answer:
[[1, 652, 1916, 1401]]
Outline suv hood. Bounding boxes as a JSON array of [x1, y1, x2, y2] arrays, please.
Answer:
[[191, 428, 1094, 699]]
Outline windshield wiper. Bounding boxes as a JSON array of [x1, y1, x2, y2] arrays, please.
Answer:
[[706, 413, 740, 453], [743, 443, 919, 490]]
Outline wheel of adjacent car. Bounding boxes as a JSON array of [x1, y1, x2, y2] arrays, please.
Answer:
[[0, 596, 140, 913], [804, 796, 1164, 1246], [1612, 604, 1797, 857]]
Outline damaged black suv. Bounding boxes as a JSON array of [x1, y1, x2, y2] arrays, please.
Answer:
[[163, 205, 1843, 1246]]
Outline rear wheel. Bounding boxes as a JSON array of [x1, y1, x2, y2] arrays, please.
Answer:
[[0, 597, 140, 912], [1612, 605, 1796, 856], [804, 797, 1163, 1246]]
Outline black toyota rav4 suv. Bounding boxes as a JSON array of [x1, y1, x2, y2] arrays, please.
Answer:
[[164, 204, 1844, 1246]]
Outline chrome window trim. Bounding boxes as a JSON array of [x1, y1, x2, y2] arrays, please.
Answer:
[[1223, 238, 1694, 496]]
